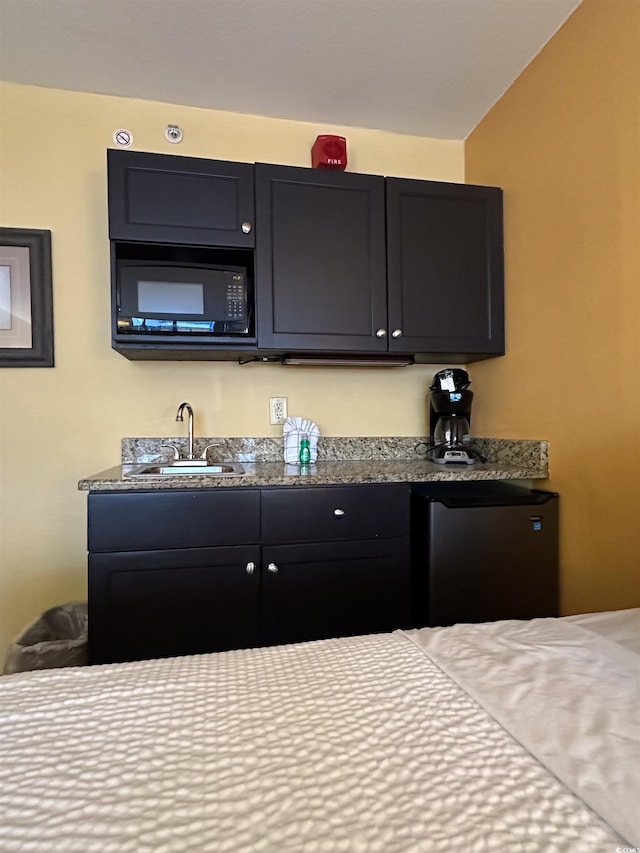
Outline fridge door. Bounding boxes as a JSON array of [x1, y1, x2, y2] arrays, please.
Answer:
[[427, 493, 558, 627]]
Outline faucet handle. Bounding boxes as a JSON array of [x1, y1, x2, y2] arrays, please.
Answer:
[[200, 442, 220, 461], [161, 443, 181, 461]]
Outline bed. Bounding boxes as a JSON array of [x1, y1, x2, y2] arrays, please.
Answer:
[[1, 609, 638, 852]]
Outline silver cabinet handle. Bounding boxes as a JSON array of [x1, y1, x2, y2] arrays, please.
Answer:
[[333, 508, 345, 517], [267, 562, 279, 573], [245, 561, 256, 575], [391, 329, 403, 338], [375, 329, 387, 338], [241, 221, 253, 234]]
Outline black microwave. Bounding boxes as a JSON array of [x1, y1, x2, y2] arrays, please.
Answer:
[[116, 261, 250, 335]]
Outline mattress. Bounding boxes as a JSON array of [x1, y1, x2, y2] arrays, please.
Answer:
[[0, 609, 638, 852]]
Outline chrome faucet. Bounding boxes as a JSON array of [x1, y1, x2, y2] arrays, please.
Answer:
[[176, 402, 195, 460], [162, 403, 218, 466]]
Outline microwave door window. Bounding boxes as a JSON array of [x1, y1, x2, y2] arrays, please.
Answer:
[[137, 280, 205, 315]]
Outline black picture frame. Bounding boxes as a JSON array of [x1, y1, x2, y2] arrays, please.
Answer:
[[0, 227, 54, 367]]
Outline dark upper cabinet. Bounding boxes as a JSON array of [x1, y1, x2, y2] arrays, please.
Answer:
[[105, 151, 505, 362], [386, 178, 504, 359], [255, 165, 504, 361], [107, 149, 255, 248], [255, 164, 388, 353]]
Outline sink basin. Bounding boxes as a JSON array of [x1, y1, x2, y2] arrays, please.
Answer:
[[127, 463, 246, 478]]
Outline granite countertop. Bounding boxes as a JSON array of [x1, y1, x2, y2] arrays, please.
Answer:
[[78, 437, 549, 491]]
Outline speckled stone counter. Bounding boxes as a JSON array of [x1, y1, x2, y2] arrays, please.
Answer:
[[78, 437, 549, 491]]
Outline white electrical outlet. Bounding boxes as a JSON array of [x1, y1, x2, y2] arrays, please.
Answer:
[[269, 397, 288, 425]]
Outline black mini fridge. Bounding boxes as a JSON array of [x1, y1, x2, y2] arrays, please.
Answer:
[[411, 482, 559, 628]]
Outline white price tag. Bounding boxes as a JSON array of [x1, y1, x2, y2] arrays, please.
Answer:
[[440, 370, 455, 392]]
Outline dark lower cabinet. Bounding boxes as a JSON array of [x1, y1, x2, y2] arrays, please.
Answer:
[[87, 481, 557, 664], [88, 484, 412, 664], [89, 546, 260, 664], [259, 484, 411, 646], [88, 488, 262, 664], [261, 538, 411, 647]]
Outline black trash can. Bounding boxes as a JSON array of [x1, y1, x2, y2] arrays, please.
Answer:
[[3, 602, 88, 674]]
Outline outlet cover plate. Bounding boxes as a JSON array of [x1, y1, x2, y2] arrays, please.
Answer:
[[269, 397, 287, 425]]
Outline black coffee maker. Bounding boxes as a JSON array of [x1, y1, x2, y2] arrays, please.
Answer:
[[427, 369, 483, 464]]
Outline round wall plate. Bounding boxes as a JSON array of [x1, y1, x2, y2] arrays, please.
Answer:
[[165, 125, 183, 144]]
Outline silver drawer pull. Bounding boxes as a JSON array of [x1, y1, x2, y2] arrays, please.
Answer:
[[267, 562, 279, 573], [245, 561, 256, 575], [241, 221, 253, 234], [391, 329, 403, 338], [333, 508, 345, 517], [375, 328, 387, 338]]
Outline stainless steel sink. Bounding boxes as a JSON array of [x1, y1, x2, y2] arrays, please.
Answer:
[[127, 463, 246, 478]]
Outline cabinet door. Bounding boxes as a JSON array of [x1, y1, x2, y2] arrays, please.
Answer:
[[255, 164, 387, 352], [108, 149, 255, 247], [261, 538, 411, 647], [386, 178, 504, 358], [89, 545, 261, 664]]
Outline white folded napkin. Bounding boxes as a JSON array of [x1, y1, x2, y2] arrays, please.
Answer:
[[283, 417, 320, 463]]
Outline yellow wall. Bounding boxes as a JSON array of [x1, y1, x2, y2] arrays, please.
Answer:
[[466, 0, 640, 614], [0, 82, 463, 651]]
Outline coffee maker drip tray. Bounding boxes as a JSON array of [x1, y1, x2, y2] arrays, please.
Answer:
[[428, 445, 483, 465]]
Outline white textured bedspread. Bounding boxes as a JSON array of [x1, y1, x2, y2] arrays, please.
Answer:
[[407, 610, 640, 847], [0, 618, 636, 852]]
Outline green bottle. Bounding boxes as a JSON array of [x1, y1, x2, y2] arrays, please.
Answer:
[[299, 433, 311, 465]]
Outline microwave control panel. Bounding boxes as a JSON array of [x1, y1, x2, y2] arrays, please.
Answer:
[[225, 273, 247, 321]]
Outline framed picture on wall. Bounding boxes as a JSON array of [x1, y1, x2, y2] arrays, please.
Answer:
[[0, 227, 54, 367]]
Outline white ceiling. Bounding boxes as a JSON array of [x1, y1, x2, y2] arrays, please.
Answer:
[[0, 0, 581, 140]]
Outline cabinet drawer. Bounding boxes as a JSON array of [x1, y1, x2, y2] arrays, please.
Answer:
[[88, 489, 260, 552], [261, 484, 410, 544]]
